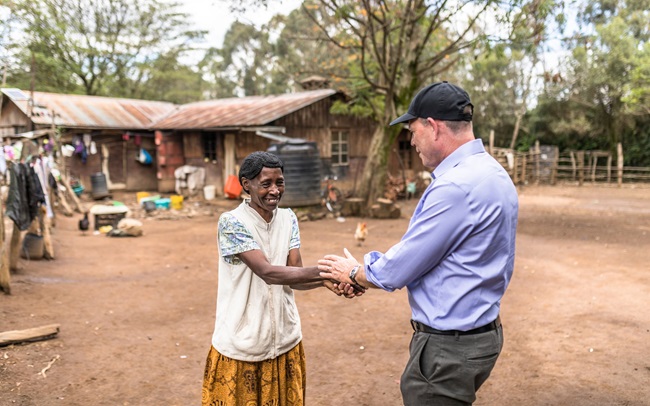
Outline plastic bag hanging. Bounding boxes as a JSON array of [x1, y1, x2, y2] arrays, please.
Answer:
[[137, 148, 152, 165]]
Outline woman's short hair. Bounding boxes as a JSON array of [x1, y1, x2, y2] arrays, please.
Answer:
[[238, 151, 284, 187]]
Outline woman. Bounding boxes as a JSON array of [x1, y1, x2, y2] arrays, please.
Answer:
[[202, 151, 358, 406]]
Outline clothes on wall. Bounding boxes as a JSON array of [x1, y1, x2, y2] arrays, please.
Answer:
[[174, 165, 206, 196]]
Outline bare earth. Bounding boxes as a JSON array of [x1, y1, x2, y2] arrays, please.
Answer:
[[1, 184, 649, 406]]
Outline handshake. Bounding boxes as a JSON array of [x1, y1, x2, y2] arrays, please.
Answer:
[[318, 248, 367, 298]]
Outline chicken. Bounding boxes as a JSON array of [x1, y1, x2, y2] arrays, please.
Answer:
[[79, 212, 90, 235], [354, 222, 368, 247]]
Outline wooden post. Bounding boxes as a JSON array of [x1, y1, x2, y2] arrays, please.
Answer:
[[591, 154, 597, 182], [56, 187, 74, 216], [577, 151, 585, 186], [534, 141, 541, 185], [9, 223, 22, 271], [60, 174, 83, 214], [551, 146, 559, 185], [512, 153, 519, 184], [570, 151, 576, 181], [607, 154, 612, 183], [0, 192, 10, 294], [521, 154, 527, 183], [617, 143, 623, 187], [0, 239, 10, 294], [39, 206, 54, 260]]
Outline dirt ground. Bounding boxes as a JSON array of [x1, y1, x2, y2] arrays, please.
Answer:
[[1, 183, 649, 406]]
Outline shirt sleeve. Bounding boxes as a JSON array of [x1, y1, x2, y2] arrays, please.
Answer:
[[218, 213, 260, 265], [364, 182, 473, 291], [288, 209, 301, 250]]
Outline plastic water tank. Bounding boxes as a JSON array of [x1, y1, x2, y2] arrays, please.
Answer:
[[90, 172, 110, 200], [267, 142, 321, 207]]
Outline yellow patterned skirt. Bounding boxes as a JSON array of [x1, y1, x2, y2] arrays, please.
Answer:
[[201, 342, 306, 406]]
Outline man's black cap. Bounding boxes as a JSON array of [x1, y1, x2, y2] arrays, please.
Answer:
[[389, 81, 473, 126]]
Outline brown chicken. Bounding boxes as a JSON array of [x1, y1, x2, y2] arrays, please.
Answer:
[[354, 222, 368, 246]]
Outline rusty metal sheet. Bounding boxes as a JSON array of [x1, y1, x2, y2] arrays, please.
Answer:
[[154, 89, 337, 129], [2, 89, 176, 130], [2, 88, 337, 131]]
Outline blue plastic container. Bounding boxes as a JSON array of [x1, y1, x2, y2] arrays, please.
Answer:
[[154, 198, 171, 210]]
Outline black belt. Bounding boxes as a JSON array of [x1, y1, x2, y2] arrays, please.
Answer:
[[411, 316, 501, 336]]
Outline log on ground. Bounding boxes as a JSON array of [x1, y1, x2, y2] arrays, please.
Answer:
[[0, 324, 61, 347]]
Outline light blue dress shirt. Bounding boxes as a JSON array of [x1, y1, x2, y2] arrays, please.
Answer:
[[364, 139, 519, 331]]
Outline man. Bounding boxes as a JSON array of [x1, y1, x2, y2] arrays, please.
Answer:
[[319, 81, 519, 405]]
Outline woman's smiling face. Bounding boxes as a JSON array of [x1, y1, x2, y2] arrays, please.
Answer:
[[243, 167, 285, 220]]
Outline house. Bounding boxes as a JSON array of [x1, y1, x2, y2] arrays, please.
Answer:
[[0, 88, 175, 192], [1, 87, 423, 199], [152, 89, 385, 195]]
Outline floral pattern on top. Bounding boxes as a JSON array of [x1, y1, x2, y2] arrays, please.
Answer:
[[218, 210, 301, 265]]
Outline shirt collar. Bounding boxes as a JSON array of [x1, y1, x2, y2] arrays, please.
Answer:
[[432, 139, 485, 180], [243, 198, 276, 225]]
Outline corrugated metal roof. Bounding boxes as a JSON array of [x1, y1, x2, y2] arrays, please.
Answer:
[[153, 89, 337, 130], [2, 89, 176, 130]]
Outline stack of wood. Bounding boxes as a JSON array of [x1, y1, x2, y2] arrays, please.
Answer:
[[384, 174, 406, 201]]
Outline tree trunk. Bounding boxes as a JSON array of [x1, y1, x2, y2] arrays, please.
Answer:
[[509, 112, 523, 150], [355, 125, 391, 211]]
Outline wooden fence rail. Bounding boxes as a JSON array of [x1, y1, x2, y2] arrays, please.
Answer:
[[491, 142, 650, 186]]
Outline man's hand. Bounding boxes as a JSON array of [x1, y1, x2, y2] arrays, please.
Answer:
[[318, 248, 359, 285]]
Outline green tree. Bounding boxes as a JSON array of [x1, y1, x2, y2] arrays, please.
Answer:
[[200, 21, 278, 97], [540, 0, 649, 155], [465, 0, 562, 151], [7, 0, 205, 99], [296, 0, 542, 205]]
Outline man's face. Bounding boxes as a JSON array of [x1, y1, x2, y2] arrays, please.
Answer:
[[408, 118, 438, 168]]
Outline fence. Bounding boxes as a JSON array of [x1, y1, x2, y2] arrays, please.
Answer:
[[490, 142, 650, 186]]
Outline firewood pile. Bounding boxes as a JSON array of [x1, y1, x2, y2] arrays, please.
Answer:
[[384, 174, 406, 201]]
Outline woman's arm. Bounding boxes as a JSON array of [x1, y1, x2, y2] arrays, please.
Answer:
[[238, 248, 323, 286]]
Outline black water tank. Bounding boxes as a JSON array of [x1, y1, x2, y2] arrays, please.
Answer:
[[90, 172, 110, 200], [268, 142, 321, 207]]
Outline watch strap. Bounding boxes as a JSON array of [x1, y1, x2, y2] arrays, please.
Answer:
[[349, 265, 360, 284]]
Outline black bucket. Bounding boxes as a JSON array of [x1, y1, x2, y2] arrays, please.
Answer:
[[21, 233, 44, 260], [91, 172, 110, 200]]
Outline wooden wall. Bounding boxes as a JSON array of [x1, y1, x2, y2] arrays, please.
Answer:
[[61, 131, 159, 194], [0, 100, 30, 136]]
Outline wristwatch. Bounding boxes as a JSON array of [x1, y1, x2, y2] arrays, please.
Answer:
[[349, 265, 361, 284]]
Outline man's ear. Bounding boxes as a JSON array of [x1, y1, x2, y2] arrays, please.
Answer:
[[427, 117, 439, 139]]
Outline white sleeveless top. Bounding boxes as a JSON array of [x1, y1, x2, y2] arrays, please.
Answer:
[[211, 200, 302, 361]]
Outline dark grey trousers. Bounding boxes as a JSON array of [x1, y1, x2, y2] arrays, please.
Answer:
[[400, 326, 503, 405]]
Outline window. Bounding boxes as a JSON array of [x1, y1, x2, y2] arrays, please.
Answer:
[[331, 130, 349, 166], [202, 133, 217, 162]]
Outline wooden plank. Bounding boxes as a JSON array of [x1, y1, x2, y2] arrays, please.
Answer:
[[0, 324, 61, 347]]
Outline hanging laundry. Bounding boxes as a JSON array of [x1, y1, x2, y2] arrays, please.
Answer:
[[73, 136, 83, 153], [6, 163, 46, 231]]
